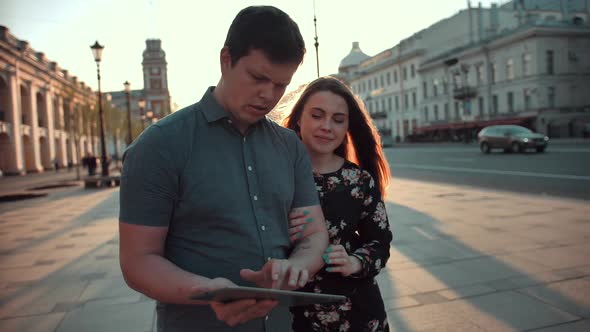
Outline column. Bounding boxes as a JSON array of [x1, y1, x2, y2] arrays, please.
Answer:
[[28, 83, 43, 172], [6, 68, 25, 174], [45, 87, 56, 167]]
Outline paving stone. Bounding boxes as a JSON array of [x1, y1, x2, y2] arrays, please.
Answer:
[[0, 313, 65, 332], [56, 301, 155, 332], [411, 292, 449, 305], [532, 320, 590, 332], [519, 278, 590, 318], [458, 291, 580, 331], [438, 284, 497, 300]]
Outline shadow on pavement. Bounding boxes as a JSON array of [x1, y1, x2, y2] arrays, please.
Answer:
[[379, 202, 587, 331]]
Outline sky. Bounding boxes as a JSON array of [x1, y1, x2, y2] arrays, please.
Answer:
[[1, 0, 501, 109]]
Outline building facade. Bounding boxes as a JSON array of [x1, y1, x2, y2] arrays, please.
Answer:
[[0, 26, 98, 175], [337, 0, 590, 142]]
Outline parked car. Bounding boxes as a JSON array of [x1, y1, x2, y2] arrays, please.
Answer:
[[478, 125, 549, 154]]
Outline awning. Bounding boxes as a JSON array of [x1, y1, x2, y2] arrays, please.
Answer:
[[416, 115, 535, 133]]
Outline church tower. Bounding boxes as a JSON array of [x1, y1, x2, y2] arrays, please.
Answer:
[[142, 39, 171, 117]]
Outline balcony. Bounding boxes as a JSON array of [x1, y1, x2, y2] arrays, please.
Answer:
[[453, 86, 477, 100]]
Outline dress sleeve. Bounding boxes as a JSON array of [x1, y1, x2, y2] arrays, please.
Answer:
[[350, 171, 392, 279]]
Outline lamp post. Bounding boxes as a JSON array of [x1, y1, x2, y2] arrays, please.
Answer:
[[124, 80, 133, 145], [90, 40, 109, 177], [138, 98, 146, 130]]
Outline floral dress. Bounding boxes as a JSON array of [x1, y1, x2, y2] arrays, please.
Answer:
[[291, 160, 392, 332]]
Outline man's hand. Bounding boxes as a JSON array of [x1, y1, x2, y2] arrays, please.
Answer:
[[240, 258, 309, 290], [192, 277, 278, 327]]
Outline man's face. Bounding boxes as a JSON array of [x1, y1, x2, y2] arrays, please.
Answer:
[[219, 48, 299, 132]]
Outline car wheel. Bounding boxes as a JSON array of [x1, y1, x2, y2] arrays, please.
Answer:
[[536, 146, 546, 153], [480, 142, 490, 154], [511, 142, 522, 153]]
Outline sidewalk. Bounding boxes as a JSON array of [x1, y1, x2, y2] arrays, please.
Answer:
[[0, 180, 588, 331]]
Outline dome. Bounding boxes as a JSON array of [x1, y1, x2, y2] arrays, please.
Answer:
[[339, 42, 369, 70]]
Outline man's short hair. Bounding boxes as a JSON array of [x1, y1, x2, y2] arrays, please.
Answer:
[[224, 6, 306, 65]]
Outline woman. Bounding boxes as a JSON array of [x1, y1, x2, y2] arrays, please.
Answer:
[[283, 76, 392, 332]]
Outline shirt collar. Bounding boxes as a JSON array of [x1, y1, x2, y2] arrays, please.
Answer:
[[199, 87, 229, 123], [198, 86, 269, 130]]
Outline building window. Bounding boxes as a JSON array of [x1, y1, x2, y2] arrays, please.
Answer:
[[444, 103, 449, 120], [403, 67, 408, 80], [522, 53, 531, 76], [433, 79, 439, 97], [490, 63, 497, 83], [476, 64, 484, 85], [507, 91, 514, 112], [424, 106, 429, 122], [506, 59, 514, 80], [547, 86, 555, 108], [434, 105, 439, 121], [404, 94, 409, 110], [411, 64, 416, 78], [386, 73, 391, 85], [464, 100, 472, 115], [374, 78, 378, 89], [368, 80, 372, 91], [546, 50, 554, 75], [380, 75, 384, 87], [524, 88, 531, 110], [412, 92, 417, 108], [394, 70, 398, 83], [454, 101, 460, 119], [478, 97, 484, 117], [395, 96, 399, 111], [492, 95, 498, 114], [388, 97, 392, 111], [381, 99, 385, 111], [422, 81, 428, 98]]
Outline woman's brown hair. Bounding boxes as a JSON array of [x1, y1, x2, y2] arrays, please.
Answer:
[[283, 76, 391, 197]]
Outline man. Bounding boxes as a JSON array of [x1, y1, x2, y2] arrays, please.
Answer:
[[119, 6, 328, 332]]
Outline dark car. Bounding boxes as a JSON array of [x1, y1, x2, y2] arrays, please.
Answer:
[[478, 125, 549, 154]]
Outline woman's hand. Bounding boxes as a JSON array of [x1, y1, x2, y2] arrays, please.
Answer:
[[322, 245, 362, 277], [288, 209, 314, 243]]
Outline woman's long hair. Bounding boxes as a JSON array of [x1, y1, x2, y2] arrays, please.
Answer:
[[282, 76, 391, 197]]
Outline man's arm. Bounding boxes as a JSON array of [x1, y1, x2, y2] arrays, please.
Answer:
[[287, 204, 328, 278], [119, 222, 224, 304], [239, 204, 328, 290], [119, 222, 278, 326]]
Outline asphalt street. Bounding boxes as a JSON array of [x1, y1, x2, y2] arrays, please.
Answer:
[[385, 141, 590, 201]]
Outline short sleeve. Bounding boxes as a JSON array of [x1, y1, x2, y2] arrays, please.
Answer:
[[289, 131, 320, 208], [119, 125, 181, 227]]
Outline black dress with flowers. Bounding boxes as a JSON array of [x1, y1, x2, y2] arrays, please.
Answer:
[[291, 160, 392, 332]]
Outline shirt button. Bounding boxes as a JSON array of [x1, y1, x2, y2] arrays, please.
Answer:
[[267, 257, 272, 261], [253, 195, 258, 201], [265, 315, 269, 321], [247, 166, 252, 171], [227, 119, 232, 124], [261, 225, 266, 231]]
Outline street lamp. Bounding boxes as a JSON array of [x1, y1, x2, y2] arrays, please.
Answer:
[[124, 81, 132, 145], [90, 40, 109, 177], [138, 98, 146, 129]]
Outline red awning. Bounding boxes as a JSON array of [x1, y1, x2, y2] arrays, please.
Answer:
[[417, 116, 535, 133]]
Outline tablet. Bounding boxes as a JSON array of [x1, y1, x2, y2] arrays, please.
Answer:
[[190, 286, 346, 307]]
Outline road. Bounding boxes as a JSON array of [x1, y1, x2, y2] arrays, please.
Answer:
[[385, 141, 590, 201]]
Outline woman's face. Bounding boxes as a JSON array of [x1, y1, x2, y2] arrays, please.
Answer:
[[298, 90, 349, 157]]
